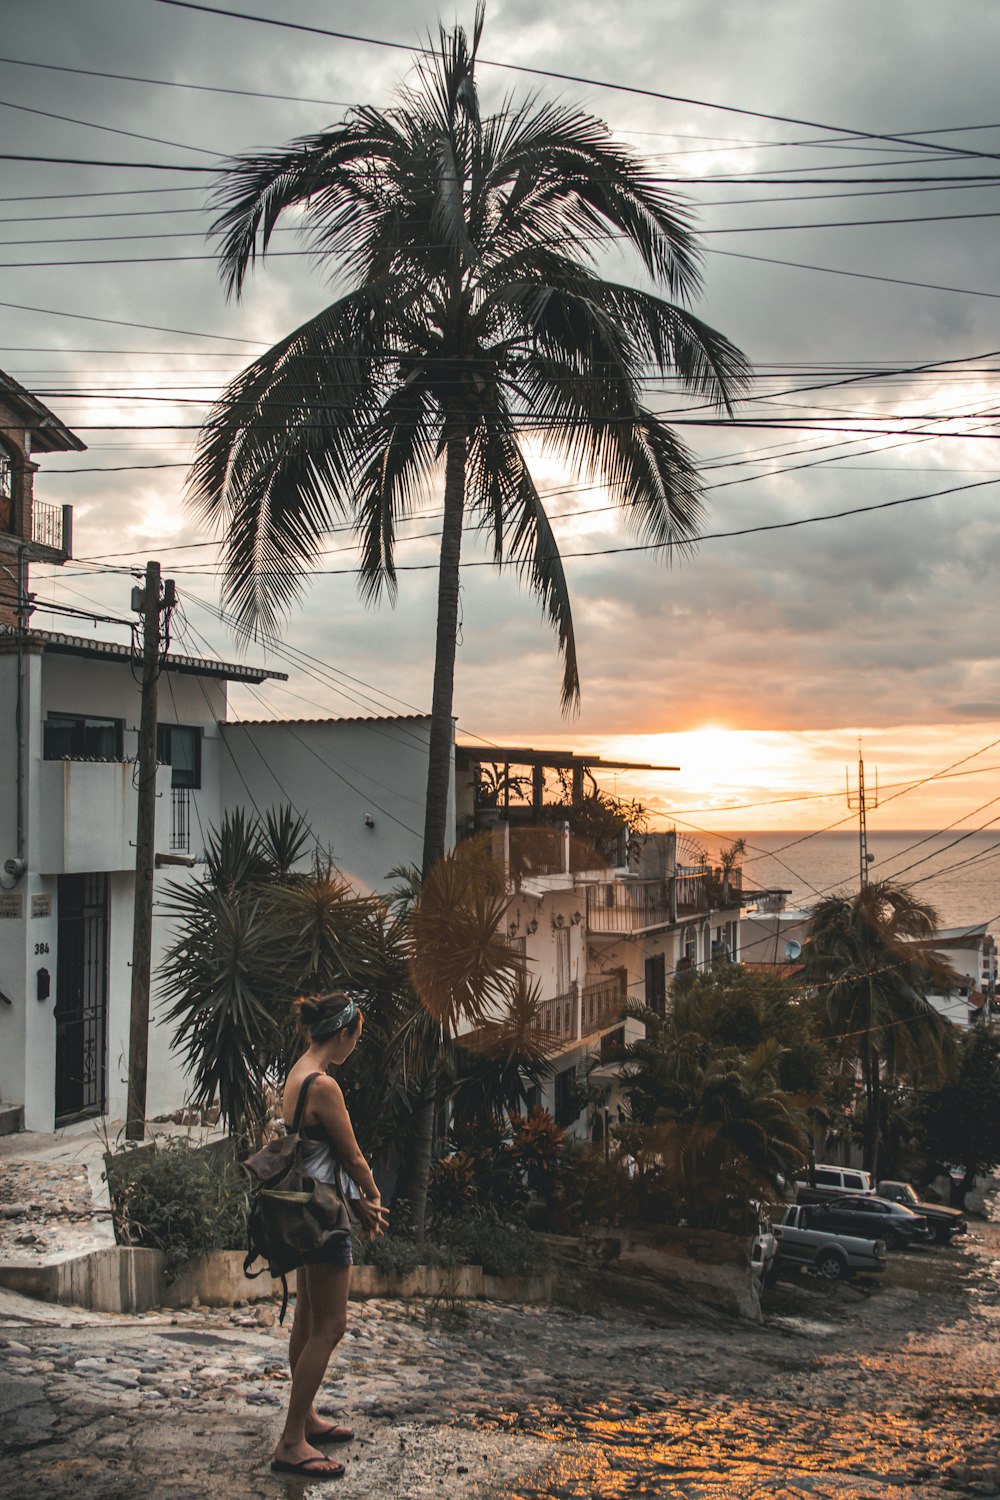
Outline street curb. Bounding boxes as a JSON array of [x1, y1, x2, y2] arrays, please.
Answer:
[[0, 1248, 555, 1313]]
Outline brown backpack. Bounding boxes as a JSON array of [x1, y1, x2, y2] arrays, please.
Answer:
[[242, 1071, 352, 1318]]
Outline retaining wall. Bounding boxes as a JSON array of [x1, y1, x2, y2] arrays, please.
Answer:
[[0, 1248, 555, 1314]]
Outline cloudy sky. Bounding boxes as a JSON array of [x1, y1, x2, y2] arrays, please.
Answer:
[[4, 0, 1000, 836]]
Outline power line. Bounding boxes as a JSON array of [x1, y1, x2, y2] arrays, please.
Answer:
[[4, 45, 999, 172], [0, 96, 219, 158], [709, 246, 1000, 303], [6, 173, 1000, 227], [12, 205, 1000, 252], [0, 153, 216, 172], [149, 0, 1000, 166], [0, 53, 354, 109], [0, 297, 266, 344], [39, 469, 1000, 586]]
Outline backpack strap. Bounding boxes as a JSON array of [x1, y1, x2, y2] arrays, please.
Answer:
[[288, 1071, 323, 1135]]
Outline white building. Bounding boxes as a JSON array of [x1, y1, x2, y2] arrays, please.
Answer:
[[0, 624, 439, 1133], [454, 746, 746, 1141], [910, 923, 998, 1029]]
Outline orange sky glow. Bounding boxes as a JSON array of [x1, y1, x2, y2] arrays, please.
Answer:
[[512, 723, 1000, 835]]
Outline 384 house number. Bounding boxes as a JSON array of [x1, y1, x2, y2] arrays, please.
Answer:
[[34, 942, 50, 955]]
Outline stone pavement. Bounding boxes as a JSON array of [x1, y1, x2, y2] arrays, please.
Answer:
[[2, 1223, 1000, 1499], [0, 1120, 226, 1266]]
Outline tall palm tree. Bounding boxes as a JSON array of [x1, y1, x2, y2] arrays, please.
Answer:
[[190, 7, 750, 876], [802, 880, 957, 1178]]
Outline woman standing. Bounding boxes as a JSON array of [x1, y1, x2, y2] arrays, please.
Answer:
[[271, 992, 388, 1480]]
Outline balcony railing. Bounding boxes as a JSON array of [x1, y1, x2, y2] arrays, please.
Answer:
[[538, 990, 576, 1040], [509, 826, 568, 881], [537, 969, 627, 1044], [31, 500, 70, 554], [676, 865, 743, 916], [170, 787, 191, 852], [586, 879, 672, 934], [581, 969, 627, 1034]]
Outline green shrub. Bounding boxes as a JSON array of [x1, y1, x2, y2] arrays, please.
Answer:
[[353, 1205, 548, 1280], [552, 1137, 678, 1232], [435, 1208, 549, 1278], [106, 1136, 249, 1279]]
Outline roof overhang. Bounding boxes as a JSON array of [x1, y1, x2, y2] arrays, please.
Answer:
[[0, 627, 287, 683], [0, 372, 87, 453], [455, 743, 678, 773]]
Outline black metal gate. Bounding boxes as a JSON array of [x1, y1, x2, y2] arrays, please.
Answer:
[[55, 873, 109, 1124]]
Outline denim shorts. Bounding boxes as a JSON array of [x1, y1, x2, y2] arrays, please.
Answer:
[[327, 1234, 353, 1270]]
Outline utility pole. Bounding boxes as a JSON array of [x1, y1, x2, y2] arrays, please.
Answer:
[[126, 561, 169, 1140], [846, 746, 879, 891]]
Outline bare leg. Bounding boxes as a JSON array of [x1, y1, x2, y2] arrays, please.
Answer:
[[288, 1267, 312, 1377], [273, 1263, 351, 1471], [287, 1269, 348, 1442]]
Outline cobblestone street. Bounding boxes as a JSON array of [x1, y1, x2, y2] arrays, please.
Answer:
[[2, 1222, 999, 1499]]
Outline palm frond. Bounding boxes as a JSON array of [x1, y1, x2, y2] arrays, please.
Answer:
[[466, 405, 580, 708]]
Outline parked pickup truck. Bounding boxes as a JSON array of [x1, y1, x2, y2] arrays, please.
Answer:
[[877, 1181, 967, 1244], [774, 1205, 887, 1282]]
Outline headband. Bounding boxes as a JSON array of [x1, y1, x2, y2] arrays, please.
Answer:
[[310, 998, 358, 1042]]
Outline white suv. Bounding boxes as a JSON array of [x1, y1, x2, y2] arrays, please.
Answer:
[[796, 1164, 875, 1197]]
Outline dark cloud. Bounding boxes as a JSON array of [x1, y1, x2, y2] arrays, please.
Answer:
[[3, 0, 1000, 775]]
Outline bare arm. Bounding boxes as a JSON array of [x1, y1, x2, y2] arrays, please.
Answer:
[[309, 1075, 380, 1201]]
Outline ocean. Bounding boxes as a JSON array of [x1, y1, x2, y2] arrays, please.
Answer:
[[700, 829, 1000, 935]]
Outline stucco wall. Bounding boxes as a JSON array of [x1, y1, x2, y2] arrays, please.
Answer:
[[218, 715, 438, 894]]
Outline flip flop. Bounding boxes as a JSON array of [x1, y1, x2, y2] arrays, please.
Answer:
[[270, 1455, 345, 1478], [310, 1424, 354, 1444]]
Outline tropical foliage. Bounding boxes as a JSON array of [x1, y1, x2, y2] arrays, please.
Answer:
[[159, 806, 407, 1146], [621, 1023, 809, 1229], [191, 6, 750, 878], [617, 974, 812, 1228], [917, 1026, 1000, 1179], [106, 1138, 249, 1279], [394, 833, 552, 1224], [802, 881, 957, 1177]]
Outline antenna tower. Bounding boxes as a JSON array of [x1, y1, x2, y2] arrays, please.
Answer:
[[846, 746, 879, 889]]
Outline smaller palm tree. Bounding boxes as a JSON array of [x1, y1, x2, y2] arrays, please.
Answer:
[[802, 880, 957, 1178]]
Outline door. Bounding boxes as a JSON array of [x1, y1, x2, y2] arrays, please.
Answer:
[[55, 873, 109, 1124], [555, 927, 570, 994]]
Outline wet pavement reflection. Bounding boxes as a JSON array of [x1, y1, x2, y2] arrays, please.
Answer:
[[480, 1226, 1000, 1500]]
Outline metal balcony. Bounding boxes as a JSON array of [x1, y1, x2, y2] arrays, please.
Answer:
[[30, 501, 73, 557]]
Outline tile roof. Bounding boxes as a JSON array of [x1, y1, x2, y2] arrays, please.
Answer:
[[0, 626, 287, 682], [230, 714, 429, 725]]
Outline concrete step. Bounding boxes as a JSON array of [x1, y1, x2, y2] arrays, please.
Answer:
[[0, 1104, 24, 1137]]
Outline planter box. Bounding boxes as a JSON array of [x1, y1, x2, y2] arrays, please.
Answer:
[[0, 1247, 554, 1315]]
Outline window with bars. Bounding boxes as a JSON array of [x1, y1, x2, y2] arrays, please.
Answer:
[[170, 786, 191, 852]]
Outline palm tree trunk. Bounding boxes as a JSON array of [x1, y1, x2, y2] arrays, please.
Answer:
[[863, 977, 881, 1177], [422, 430, 466, 877], [407, 430, 466, 1234], [402, 1080, 437, 1235]]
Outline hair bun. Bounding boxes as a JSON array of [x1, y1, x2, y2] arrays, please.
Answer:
[[295, 996, 323, 1024]]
